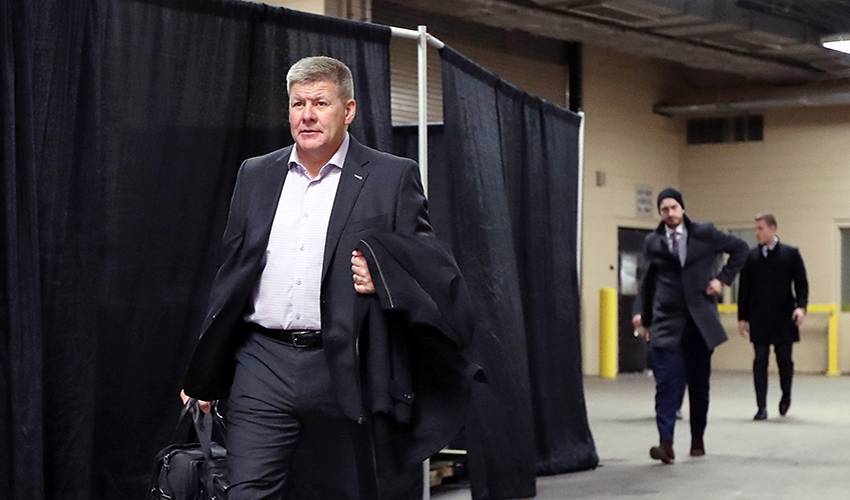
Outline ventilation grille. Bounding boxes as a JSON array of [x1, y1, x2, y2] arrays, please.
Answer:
[[687, 115, 763, 144]]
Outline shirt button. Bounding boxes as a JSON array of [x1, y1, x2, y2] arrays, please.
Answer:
[[295, 313, 302, 320], [300, 243, 305, 251], [296, 279, 302, 286], [304, 212, 310, 218]]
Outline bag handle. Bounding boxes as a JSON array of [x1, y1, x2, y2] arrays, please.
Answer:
[[173, 398, 225, 457], [191, 402, 215, 460], [170, 398, 199, 443]]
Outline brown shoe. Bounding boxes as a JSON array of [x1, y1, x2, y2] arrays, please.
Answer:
[[649, 441, 675, 464], [690, 437, 705, 457]]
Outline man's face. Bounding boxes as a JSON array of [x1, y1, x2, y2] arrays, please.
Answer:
[[659, 198, 684, 229], [755, 219, 776, 245], [288, 80, 356, 161]]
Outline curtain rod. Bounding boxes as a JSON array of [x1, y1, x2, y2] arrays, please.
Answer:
[[390, 26, 445, 49]]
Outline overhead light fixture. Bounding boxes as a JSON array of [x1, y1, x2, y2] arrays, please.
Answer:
[[822, 33, 850, 54]]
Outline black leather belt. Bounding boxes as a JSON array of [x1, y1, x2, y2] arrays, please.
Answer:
[[250, 324, 322, 349]]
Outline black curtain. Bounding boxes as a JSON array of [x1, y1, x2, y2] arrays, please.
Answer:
[[496, 82, 597, 475], [433, 49, 538, 500], [390, 123, 444, 169], [2, 1, 45, 498], [1, 1, 391, 498], [434, 47, 598, 499]]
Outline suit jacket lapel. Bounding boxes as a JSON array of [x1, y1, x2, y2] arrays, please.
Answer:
[[653, 230, 677, 265], [321, 137, 372, 284]]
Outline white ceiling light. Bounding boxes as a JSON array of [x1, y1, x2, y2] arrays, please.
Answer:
[[822, 33, 850, 54]]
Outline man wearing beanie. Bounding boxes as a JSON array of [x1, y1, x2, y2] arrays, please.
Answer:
[[634, 187, 748, 464]]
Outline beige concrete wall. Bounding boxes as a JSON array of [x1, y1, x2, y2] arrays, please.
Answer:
[[258, 0, 325, 14], [580, 53, 850, 375], [254, 0, 371, 20], [680, 106, 850, 373], [717, 312, 831, 374], [580, 45, 683, 375]]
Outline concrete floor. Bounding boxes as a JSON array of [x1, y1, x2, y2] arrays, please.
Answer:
[[433, 372, 850, 499]]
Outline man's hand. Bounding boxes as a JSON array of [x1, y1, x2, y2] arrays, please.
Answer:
[[705, 278, 723, 296], [738, 320, 750, 339], [351, 250, 375, 294], [792, 307, 806, 328], [180, 389, 211, 414], [632, 314, 650, 341]]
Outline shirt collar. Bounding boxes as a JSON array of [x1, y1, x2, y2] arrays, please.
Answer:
[[765, 235, 779, 251], [665, 223, 685, 238], [288, 132, 350, 176]]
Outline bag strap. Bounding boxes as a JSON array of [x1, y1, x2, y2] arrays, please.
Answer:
[[170, 398, 199, 444], [171, 398, 226, 456], [191, 403, 215, 460]]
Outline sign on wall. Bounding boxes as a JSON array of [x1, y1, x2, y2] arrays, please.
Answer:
[[636, 185, 654, 218]]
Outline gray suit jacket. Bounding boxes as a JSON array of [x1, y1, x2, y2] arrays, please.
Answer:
[[640, 216, 748, 350], [183, 136, 432, 421]]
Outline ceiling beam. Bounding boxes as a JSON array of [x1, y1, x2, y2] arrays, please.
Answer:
[[382, 0, 820, 82]]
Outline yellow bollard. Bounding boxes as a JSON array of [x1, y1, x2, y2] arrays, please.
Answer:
[[827, 305, 840, 377], [599, 287, 618, 380]]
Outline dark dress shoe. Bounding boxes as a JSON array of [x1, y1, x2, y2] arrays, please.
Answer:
[[649, 441, 675, 464], [779, 398, 791, 416], [690, 437, 705, 457], [753, 408, 768, 421]]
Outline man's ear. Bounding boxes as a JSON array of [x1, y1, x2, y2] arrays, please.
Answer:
[[344, 99, 357, 125]]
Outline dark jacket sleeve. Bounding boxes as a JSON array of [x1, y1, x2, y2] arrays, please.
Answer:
[[793, 248, 809, 311], [737, 256, 751, 321], [394, 160, 433, 236], [710, 225, 749, 285], [198, 160, 249, 334], [221, 160, 249, 248], [639, 236, 656, 327]]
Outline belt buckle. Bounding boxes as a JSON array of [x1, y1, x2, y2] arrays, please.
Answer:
[[291, 331, 306, 348]]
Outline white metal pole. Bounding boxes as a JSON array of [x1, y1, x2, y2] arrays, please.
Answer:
[[389, 23, 444, 500], [418, 25, 429, 196], [418, 25, 431, 500], [389, 26, 445, 49], [576, 111, 585, 287]]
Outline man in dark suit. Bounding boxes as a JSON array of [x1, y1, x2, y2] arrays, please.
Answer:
[[635, 187, 748, 464], [737, 213, 808, 421], [180, 56, 434, 499]]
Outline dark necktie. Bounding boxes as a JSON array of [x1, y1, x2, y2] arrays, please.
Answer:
[[671, 231, 684, 267]]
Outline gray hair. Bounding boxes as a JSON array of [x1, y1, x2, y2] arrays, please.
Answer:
[[755, 212, 777, 228], [286, 56, 354, 101]]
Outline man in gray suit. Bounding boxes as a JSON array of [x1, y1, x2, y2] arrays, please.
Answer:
[[635, 188, 748, 464], [181, 56, 434, 498]]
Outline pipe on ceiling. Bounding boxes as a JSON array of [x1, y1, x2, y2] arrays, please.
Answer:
[[654, 90, 850, 116]]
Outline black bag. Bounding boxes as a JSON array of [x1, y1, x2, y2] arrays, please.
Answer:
[[146, 399, 230, 500]]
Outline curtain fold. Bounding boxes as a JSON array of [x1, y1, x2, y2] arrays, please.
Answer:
[[1, 1, 46, 499]]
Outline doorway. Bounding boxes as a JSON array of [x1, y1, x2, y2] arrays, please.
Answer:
[[618, 227, 652, 373]]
